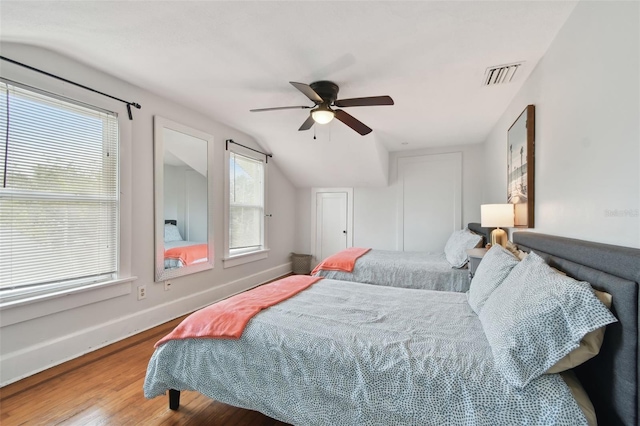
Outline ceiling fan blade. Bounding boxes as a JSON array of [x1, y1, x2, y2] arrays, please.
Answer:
[[334, 96, 394, 108], [334, 110, 372, 135], [298, 114, 315, 131], [290, 82, 323, 103], [250, 106, 310, 112]]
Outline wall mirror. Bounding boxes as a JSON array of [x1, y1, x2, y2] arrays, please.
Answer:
[[154, 116, 214, 282], [507, 104, 535, 228]]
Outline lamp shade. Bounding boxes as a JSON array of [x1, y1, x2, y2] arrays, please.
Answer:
[[481, 204, 514, 228]]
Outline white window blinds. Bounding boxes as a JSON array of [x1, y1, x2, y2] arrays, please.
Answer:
[[229, 151, 264, 254], [0, 81, 119, 297]]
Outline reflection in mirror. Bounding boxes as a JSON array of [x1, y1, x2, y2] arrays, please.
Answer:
[[154, 116, 214, 282]]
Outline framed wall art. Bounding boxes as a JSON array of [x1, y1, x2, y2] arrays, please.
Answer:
[[507, 104, 535, 228]]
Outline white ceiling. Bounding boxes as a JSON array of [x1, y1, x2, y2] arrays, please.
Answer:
[[0, 1, 577, 187]]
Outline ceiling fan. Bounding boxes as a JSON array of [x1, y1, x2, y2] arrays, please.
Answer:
[[250, 81, 394, 136]]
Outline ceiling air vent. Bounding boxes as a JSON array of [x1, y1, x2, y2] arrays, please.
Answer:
[[483, 62, 523, 86]]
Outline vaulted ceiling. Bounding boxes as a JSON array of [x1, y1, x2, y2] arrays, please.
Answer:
[[0, 1, 577, 187]]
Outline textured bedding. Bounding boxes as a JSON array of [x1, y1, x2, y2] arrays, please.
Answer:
[[311, 247, 370, 275], [144, 279, 587, 425], [163, 240, 207, 269], [156, 275, 322, 343], [313, 249, 470, 291]]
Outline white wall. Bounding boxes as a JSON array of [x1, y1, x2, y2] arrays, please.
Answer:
[[295, 143, 485, 255], [295, 188, 312, 255], [356, 144, 484, 250], [482, 1, 640, 248], [0, 43, 297, 385]]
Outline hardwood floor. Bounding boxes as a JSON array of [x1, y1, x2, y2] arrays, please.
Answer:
[[0, 314, 290, 425]]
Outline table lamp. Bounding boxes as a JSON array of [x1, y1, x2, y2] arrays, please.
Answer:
[[481, 204, 514, 247]]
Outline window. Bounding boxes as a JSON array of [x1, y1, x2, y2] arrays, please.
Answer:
[[224, 148, 267, 266], [0, 80, 119, 302]]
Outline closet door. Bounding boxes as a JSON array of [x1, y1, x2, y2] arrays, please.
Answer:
[[397, 153, 461, 252]]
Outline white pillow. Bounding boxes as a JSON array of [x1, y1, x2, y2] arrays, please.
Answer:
[[164, 224, 183, 242], [444, 229, 483, 268], [467, 245, 520, 315]]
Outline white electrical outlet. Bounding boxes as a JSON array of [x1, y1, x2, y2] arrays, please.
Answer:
[[137, 285, 147, 300], [164, 280, 172, 291]]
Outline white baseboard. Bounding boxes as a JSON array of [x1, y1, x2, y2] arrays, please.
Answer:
[[0, 262, 292, 387]]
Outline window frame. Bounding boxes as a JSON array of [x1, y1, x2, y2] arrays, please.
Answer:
[[0, 76, 134, 316], [223, 144, 269, 268]]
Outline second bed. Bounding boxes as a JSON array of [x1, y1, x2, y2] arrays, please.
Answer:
[[312, 223, 494, 291]]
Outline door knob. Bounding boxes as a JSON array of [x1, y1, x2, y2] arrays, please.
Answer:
[[343, 230, 347, 234]]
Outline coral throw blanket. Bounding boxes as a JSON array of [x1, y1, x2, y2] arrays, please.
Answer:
[[311, 247, 371, 276], [164, 243, 208, 266], [155, 275, 323, 347]]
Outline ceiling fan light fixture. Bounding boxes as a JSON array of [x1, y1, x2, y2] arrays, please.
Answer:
[[311, 107, 335, 124]]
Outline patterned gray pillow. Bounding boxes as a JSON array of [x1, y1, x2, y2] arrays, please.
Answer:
[[479, 251, 618, 388], [467, 245, 520, 315], [164, 224, 183, 242], [444, 229, 483, 268]]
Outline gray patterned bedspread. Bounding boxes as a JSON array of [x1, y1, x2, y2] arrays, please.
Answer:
[[314, 249, 470, 291], [144, 279, 586, 425]]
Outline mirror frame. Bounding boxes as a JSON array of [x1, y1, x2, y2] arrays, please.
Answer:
[[154, 116, 215, 282], [507, 104, 535, 228]]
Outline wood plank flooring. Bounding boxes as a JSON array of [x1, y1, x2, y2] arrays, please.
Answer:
[[0, 307, 291, 425]]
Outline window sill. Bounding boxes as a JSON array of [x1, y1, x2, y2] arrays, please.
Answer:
[[0, 276, 137, 326], [222, 249, 269, 268]]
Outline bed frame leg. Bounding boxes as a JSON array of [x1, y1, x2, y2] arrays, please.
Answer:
[[169, 389, 180, 410]]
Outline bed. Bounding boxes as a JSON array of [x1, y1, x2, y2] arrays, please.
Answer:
[[144, 232, 639, 425], [513, 232, 639, 426], [163, 220, 208, 269], [311, 222, 494, 291]]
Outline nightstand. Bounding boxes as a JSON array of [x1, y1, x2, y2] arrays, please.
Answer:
[[467, 248, 488, 281]]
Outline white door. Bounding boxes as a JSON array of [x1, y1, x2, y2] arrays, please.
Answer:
[[315, 192, 348, 261], [398, 153, 462, 252]]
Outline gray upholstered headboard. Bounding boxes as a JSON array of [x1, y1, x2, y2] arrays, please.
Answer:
[[467, 222, 495, 247], [513, 232, 640, 426]]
